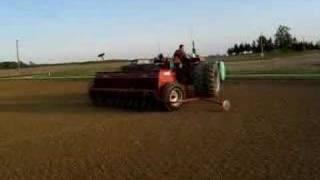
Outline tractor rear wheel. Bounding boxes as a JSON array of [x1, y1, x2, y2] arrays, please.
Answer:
[[192, 61, 222, 97], [161, 83, 185, 111], [206, 62, 221, 97]]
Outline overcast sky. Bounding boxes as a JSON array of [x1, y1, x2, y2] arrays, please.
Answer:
[[0, 0, 320, 63]]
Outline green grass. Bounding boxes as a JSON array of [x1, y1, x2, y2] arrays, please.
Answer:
[[1, 50, 319, 80], [227, 67, 320, 75], [228, 74, 320, 80], [31, 65, 123, 78], [33, 69, 98, 78], [209, 50, 320, 62]]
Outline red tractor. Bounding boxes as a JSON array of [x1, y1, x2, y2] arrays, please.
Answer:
[[89, 49, 229, 111]]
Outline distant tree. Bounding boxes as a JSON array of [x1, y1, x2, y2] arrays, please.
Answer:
[[244, 43, 252, 52], [252, 41, 257, 53], [292, 42, 304, 51], [29, 61, 36, 66], [234, 44, 240, 55], [0, 61, 29, 69], [275, 25, 293, 49], [265, 38, 274, 51], [239, 43, 245, 54], [317, 41, 320, 49], [226, 25, 320, 55], [292, 37, 298, 44], [227, 48, 234, 56], [292, 40, 318, 51], [306, 42, 315, 50]]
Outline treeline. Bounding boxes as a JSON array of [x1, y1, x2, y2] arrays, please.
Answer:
[[0, 61, 32, 70], [227, 25, 320, 56], [0, 59, 129, 70]]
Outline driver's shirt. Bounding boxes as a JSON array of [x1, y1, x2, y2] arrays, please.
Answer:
[[173, 49, 187, 63]]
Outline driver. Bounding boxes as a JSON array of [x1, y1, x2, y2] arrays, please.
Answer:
[[173, 44, 187, 68], [173, 44, 193, 83]]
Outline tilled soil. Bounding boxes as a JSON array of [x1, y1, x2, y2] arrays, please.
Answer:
[[0, 80, 319, 180]]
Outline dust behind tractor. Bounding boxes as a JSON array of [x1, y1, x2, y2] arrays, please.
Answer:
[[89, 45, 229, 111]]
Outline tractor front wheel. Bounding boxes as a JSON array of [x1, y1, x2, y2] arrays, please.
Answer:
[[161, 83, 185, 111]]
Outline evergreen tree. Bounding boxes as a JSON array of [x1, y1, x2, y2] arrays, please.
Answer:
[[227, 48, 234, 55], [317, 41, 320, 49], [265, 38, 274, 51], [244, 43, 252, 52], [252, 41, 257, 53], [234, 44, 240, 55], [239, 43, 245, 54]]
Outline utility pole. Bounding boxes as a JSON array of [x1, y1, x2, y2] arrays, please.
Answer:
[[16, 40, 21, 72], [260, 33, 264, 58], [302, 37, 306, 51]]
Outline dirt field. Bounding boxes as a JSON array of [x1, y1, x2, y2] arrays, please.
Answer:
[[0, 80, 319, 179]]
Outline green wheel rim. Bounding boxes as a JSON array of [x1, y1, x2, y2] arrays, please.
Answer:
[[219, 61, 226, 81]]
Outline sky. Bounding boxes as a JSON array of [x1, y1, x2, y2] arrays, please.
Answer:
[[0, 0, 320, 63]]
